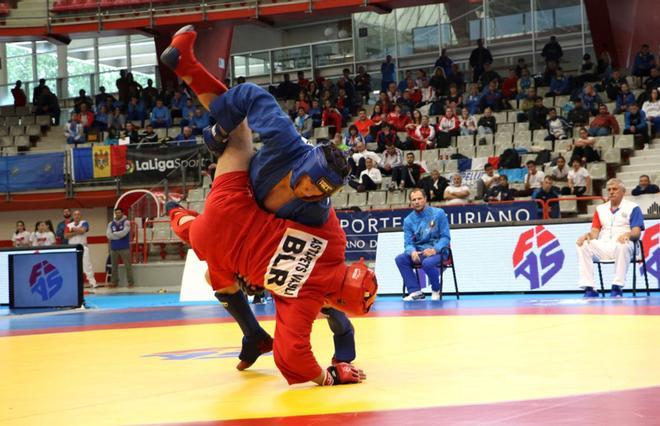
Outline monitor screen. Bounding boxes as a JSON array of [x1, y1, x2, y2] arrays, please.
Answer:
[[9, 248, 83, 309]]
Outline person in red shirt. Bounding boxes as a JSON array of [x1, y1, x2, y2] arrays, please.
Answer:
[[411, 115, 436, 150], [322, 100, 343, 134], [75, 102, 95, 130], [167, 120, 377, 386], [297, 70, 310, 90], [11, 81, 27, 107], [589, 103, 620, 136], [386, 104, 412, 132], [376, 91, 392, 114], [353, 108, 374, 139], [406, 79, 423, 106], [437, 107, 460, 148], [501, 68, 518, 100]]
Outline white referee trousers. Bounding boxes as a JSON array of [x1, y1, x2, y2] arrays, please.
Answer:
[[576, 239, 633, 289], [82, 245, 97, 287]]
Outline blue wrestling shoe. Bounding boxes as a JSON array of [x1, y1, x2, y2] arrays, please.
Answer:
[[610, 285, 623, 298], [202, 124, 228, 156], [164, 201, 183, 216], [236, 331, 273, 371], [583, 287, 599, 298]]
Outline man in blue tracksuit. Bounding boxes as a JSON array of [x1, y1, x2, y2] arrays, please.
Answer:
[[161, 25, 358, 367], [106, 207, 134, 288], [396, 188, 451, 301]]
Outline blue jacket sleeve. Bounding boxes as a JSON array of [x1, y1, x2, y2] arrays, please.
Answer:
[[637, 111, 648, 130], [209, 83, 302, 150], [630, 206, 645, 231], [625, 113, 631, 128], [403, 217, 416, 255], [433, 209, 451, 252]]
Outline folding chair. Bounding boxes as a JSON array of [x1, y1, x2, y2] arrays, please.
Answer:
[[404, 247, 460, 300], [594, 240, 650, 296]]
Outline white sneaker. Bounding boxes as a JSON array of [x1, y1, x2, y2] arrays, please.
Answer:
[[431, 291, 441, 301], [403, 291, 425, 301]]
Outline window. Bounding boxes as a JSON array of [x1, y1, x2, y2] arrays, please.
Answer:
[[6, 42, 34, 87], [67, 38, 96, 99]]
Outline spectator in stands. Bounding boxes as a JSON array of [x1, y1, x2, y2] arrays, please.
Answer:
[[644, 68, 660, 93], [519, 160, 545, 197], [633, 44, 656, 77], [437, 108, 460, 148], [484, 175, 515, 202], [576, 178, 644, 298], [547, 67, 570, 97], [354, 66, 372, 104], [293, 107, 313, 139], [120, 122, 139, 144], [380, 55, 396, 92], [349, 140, 380, 177], [307, 99, 322, 128], [589, 104, 620, 136], [430, 67, 449, 99], [444, 173, 470, 205], [139, 124, 158, 144], [392, 152, 422, 189], [141, 79, 159, 110], [516, 68, 535, 101], [116, 70, 130, 105], [632, 175, 660, 195], [173, 126, 196, 146], [65, 210, 97, 288], [93, 105, 109, 132], [396, 188, 451, 301], [528, 97, 549, 131], [168, 91, 185, 119], [151, 99, 172, 128], [580, 83, 602, 116], [434, 49, 453, 78], [379, 143, 403, 179], [624, 103, 648, 147], [32, 78, 49, 105], [297, 70, 309, 89], [376, 91, 393, 114], [321, 100, 343, 136], [386, 104, 411, 132], [420, 169, 448, 202], [577, 53, 597, 85], [515, 57, 528, 77], [343, 125, 365, 150], [420, 79, 435, 106], [477, 107, 497, 136], [276, 73, 300, 100], [398, 70, 414, 94], [127, 73, 143, 100], [75, 102, 94, 133], [30, 221, 56, 247], [74, 89, 93, 114], [568, 98, 590, 127], [348, 157, 382, 193], [572, 127, 600, 164], [94, 86, 111, 110], [545, 108, 570, 142], [469, 38, 493, 83], [190, 107, 210, 136], [480, 80, 504, 112], [55, 208, 72, 244], [533, 176, 561, 218], [565, 158, 591, 196], [550, 155, 569, 182], [106, 207, 134, 288], [35, 87, 60, 125], [412, 115, 436, 150], [615, 83, 636, 114], [642, 88, 660, 135], [596, 51, 613, 81], [518, 88, 537, 121], [464, 84, 482, 115], [604, 69, 626, 101], [459, 107, 478, 136], [127, 95, 147, 125], [11, 80, 26, 107], [476, 163, 500, 199], [64, 113, 84, 146], [353, 108, 374, 140], [375, 124, 399, 152], [11, 220, 31, 247], [479, 62, 501, 89], [336, 87, 352, 121], [108, 106, 126, 132], [501, 68, 518, 100], [448, 63, 465, 89], [541, 36, 563, 65], [180, 97, 196, 128], [445, 83, 462, 107]]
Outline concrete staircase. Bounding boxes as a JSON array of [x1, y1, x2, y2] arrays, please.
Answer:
[[617, 139, 660, 190], [3, 0, 48, 27]]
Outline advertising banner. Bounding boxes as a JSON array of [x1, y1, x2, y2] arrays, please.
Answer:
[[338, 201, 540, 261], [0, 152, 65, 192], [375, 219, 660, 294]]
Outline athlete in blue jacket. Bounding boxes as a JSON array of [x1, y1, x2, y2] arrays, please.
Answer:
[[395, 188, 451, 301], [161, 25, 358, 367]]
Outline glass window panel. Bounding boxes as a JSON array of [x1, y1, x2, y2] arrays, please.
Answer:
[[232, 55, 247, 78], [440, 23, 457, 47], [129, 34, 157, 70], [353, 10, 396, 62], [396, 5, 439, 57], [486, 0, 531, 42], [99, 71, 121, 95], [313, 40, 353, 67], [7, 56, 34, 86], [469, 19, 482, 41], [535, 9, 554, 32], [6, 41, 32, 58], [98, 36, 129, 71], [68, 38, 96, 98], [131, 66, 156, 87], [555, 5, 581, 28], [272, 46, 310, 72], [35, 42, 59, 81], [246, 51, 270, 76]]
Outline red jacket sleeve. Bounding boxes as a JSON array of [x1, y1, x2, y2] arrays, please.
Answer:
[[591, 211, 602, 230]]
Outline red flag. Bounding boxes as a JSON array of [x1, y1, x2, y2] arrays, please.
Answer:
[[110, 145, 127, 177]]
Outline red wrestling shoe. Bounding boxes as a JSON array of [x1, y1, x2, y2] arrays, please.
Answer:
[[236, 334, 273, 371], [160, 25, 227, 98]]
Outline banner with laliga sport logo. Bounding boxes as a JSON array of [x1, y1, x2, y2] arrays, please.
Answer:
[[122, 144, 205, 185], [374, 218, 660, 294]]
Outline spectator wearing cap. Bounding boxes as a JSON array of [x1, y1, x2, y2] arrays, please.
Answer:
[[633, 44, 656, 77], [588, 104, 620, 136], [631, 175, 660, 195]]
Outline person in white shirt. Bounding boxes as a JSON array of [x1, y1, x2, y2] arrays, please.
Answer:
[[476, 163, 500, 199], [11, 220, 31, 247], [444, 173, 470, 205], [378, 144, 403, 176], [420, 79, 435, 105], [348, 140, 380, 177], [64, 210, 97, 288], [348, 157, 382, 192], [520, 160, 545, 196], [566, 158, 591, 196], [550, 155, 569, 182], [576, 178, 645, 297], [30, 221, 56, 247], [642, 88, 660, 135], [459, 107, 478, 136]]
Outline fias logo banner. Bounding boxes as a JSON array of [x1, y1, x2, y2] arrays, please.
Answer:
[[28, 260, 63, 301], [641, 223, 659, 281], [513, 226, 565, 290]]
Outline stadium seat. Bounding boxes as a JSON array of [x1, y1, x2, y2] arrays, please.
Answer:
[[458, 145, 475, 158], [421, 149, 439, 162], [0, 127, 8, 137], [347, 192, 368, 208], [13, 136, 29, 148], [9, 126, 24, 137], [6, 117, 20, 126], [555, 95, 570, 107], [21, 116, 36, 125], [187, 201, 205, 213], [498, 123, 514, 134], [403, 150, 421, 161], [438, 147, 456, 159], [494, 133, 513, 145], [313, 127, 330, 139], [532, 130, 548, 143], [514, 138, 532, 150], [443, 160, 458, 173], [15, 106, 32, 116], [514, 130, 531, 142], [0, 136, 12, 148], [36, 115, 52, 126], [155, 128, 167, 140], [476, 134, 493, 145], [366, 142, 378, 151], [26, 125, 41, 137], [150, 222, 172, 242], [368, 191, 388, 208], [614, 134, 634, 150], [559, 197, 577, 214], [532, 140, 553, 151], [492, 112, 507, 123], [425, 159, 442, 173], [331, 191, 348, 209], [456, 135, 474, 149], [594, 136, 614, 149], [476, 144, 493, 157], [587, 161, 607, 180], [542, 97, 554, 108], [494, 144, 513, 156], [387, 190, 407, 205], [515, 122, 529, 132]]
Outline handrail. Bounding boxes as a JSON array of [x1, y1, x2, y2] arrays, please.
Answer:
[[544, 195, 606, 219]]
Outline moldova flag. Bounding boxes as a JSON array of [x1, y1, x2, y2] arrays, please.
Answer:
[[73, 146, 127, 181]]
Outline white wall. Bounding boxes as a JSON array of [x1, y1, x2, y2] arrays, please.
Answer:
[[231, 23, 284, 53]]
